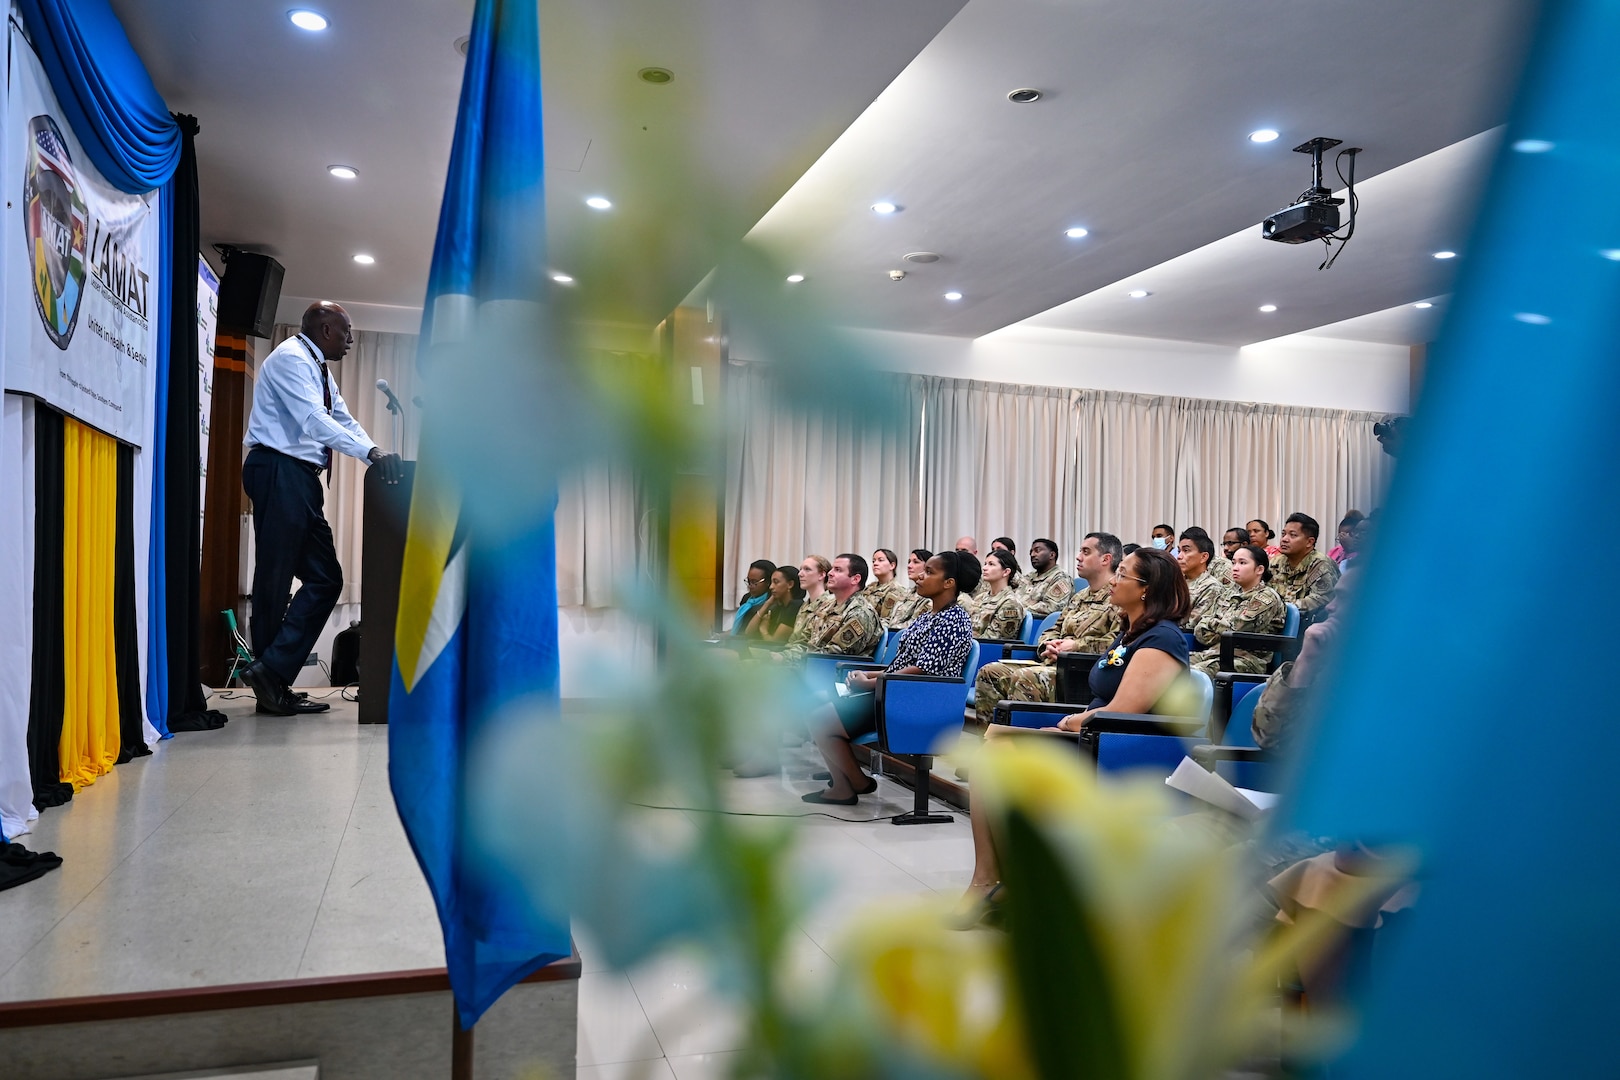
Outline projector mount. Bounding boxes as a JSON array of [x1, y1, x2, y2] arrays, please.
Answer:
[[1260, 136, 1363, 269]]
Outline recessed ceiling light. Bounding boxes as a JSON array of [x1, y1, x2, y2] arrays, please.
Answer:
[[1064, 227, 1089, 239], [1258, 304, 1277, 313], [1249, 129, 1280, 143], [1007, 88, 1043, 104], [1128, 289, 1150, 299], [785, 274, 805, 283], [903, 251, 940, 263], [288, 10, 328, 31], [1414, 302, 1433, 309], [871, 202, 899, 215], [638, 67, 674, 84], [1514, 312, 1551, 325], [327, 165, 357, 180], [944, 291, 963, 301], [1432, 250, 1457, 260], [352, 253, 375, 265], [585, 196, 613, 210], [1512, 139, 1554, 153], [551, 272, 575, 284], [454, 36, 470, 56]]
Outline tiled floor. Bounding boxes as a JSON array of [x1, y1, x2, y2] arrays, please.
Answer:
[[0, 688, 974, 1077]]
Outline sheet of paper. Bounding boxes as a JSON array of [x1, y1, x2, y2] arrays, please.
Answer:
[[1165, 757, 1269, 821]]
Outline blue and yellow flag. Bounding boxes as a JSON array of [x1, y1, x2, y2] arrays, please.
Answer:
[[388, 0, 568, 1028], [1280, 2, 1620, 1075]]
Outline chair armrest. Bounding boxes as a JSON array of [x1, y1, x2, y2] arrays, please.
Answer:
[[1218, 631, 1300, 671], [835, 662, 885, 677], [1189, 744, 1271, 769], [1002, 644, 1039, 661], [995, 700, 1081, 729], [882, 672, 963, 685], [1084, 711, 1206, 738]]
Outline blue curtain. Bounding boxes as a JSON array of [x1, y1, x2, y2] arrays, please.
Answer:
[[16, 0, 185, 735], [14, 0, 180, 193]]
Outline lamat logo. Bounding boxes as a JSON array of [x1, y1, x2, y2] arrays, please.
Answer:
[[23, 115, 87, 349]]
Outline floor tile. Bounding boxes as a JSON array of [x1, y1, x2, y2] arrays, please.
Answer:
[[626, 950, 745, 1058], [577, 971, 664, 1067], [576, 1057, 678, 1080], [667, 1050, 748, 1080]]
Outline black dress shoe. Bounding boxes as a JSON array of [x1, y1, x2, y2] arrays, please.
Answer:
[[240, 662, 293, 715], [257, 696, 330, 715]]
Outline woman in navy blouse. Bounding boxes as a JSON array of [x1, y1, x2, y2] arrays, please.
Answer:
[[802, 551, 982, 805], [958, 547, 1191, 914]]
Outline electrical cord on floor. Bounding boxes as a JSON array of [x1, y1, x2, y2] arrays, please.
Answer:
[[629, 799, 963, 824]]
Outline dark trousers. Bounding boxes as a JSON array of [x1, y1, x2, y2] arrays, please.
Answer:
[[241, 447, 343, 684]]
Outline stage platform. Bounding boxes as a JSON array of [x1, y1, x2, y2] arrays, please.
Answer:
[[0, 688, 973, 1079]]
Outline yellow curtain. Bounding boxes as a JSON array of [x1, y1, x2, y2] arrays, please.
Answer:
[[60, 418, 121, 790]]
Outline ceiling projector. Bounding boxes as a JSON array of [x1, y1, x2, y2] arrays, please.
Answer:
[[1261, 136, 1363, 267]]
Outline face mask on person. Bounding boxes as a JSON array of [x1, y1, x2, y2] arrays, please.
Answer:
[[1151, 537, 1169, 550]]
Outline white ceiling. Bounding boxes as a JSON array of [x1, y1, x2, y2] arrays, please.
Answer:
[[108, 0, 1533, 345], [108, 0, 967, 325]]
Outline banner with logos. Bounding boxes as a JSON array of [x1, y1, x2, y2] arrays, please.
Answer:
[[3, 26, 159, 447], [197, 255, 217, 543]]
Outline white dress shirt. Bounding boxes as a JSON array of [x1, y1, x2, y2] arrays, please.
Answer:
[[244, 333, 377, 466]]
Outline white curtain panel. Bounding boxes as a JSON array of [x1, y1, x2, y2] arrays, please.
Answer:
[[722, 365, 926, 610], [0, 394, 38, 838], [725, 369, 1393, 598], [269, 326, 633, 610]]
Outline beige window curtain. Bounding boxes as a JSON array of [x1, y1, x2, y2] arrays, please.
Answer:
[[722, 364, 925, 610], [725, 369, 1392, 599], [267, 325, 632, 608]]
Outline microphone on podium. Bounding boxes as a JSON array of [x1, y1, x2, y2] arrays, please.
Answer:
[[376, 378, 405, 415]]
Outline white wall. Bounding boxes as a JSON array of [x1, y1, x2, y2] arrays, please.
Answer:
[[730, 322, 1411, 414]]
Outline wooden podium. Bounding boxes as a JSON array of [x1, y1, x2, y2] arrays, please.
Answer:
[[358, 462, 415, 723]]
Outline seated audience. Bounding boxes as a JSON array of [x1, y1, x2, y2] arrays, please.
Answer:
[[730, 560, 775, 637], [861, 548, 908, 622], [1190, 543, 1285, 674], [1175, 527, 1230, 630], [744, 565, 806, 644], [803, 551, 981, 804], [972, 549, 1027, 639], [1014, 537, 1074, 617], [954, 535, 979, 556], [1121, 542, 1143, 559], [1213, 527, 1244, 583], [1222, 528, 1246, 560], [961, 547, 1191, 906], [1327, 510, 1363, 564], [1251, 566, 1355, 750], [1150, 523, 1176, 551], [972, 532, 1122, 720], [776, 554, 882, 663], [1269, 512, 1340, 623], [990, 536, 1016, 555], [886, 548, 935, 629], [793, 554, 831, 628], [1247, 519, 1282, 557]]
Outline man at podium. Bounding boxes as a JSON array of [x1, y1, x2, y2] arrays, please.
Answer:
[[239, 301, 402, 715]]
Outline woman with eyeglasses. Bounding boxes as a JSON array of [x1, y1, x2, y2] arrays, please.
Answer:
[[884, 548, 935, 630], [728, 559, 776, 638], [971, 548, 1027, 640], [958, 547, 1191, 919], [1189, 543, 1284, 675]]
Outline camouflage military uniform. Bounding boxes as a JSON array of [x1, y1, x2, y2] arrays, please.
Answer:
[[1190, 584, 1286, 674], [971, 583, 1120, 718], [1013, 564, 1075, 618], [971, 589, 1026, 640], [1209, 554, 1233, 585], [886, 592, 930, 630], [1268, 548, 1340, 619], [861, 579, 909, 623], [782, 592, 882, 663], [1183, 571, 1231, 631], [790, 591, 833, 636]]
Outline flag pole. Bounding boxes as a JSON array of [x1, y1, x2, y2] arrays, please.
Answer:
[[452, 1004, 475, 1080]]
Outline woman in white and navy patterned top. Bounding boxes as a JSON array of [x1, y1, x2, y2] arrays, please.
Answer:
[[803, 551, 982, 805]]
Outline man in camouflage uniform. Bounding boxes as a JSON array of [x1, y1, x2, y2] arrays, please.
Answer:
[[1013, 537, 1074, 618], [1268, 512, 1340, 622], [1175, 527, 1231, 630], [778, 553, 882, 663], [972, 531, 1123, 718]]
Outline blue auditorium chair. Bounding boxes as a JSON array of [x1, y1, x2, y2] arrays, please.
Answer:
[[875, 628, 902, 666], [1217, 602, 1303, 675], [846, 641, 981, 825], [1027, 610, 1061, 645]]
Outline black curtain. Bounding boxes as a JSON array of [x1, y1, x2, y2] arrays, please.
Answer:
[[114, 443, 149, 761], [161, 115, 221, 732], [27, 406, 71, 809]]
